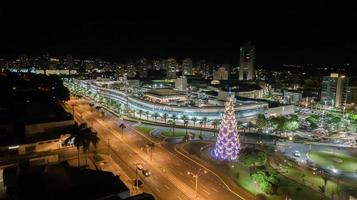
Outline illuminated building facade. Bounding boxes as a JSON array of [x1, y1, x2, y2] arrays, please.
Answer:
[[239, 42, 255, 80]]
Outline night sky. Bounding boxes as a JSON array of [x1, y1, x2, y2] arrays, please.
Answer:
[[1, 1, 357, 65]]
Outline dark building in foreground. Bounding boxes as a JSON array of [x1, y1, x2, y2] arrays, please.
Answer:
[[3, 162, 154, 200]]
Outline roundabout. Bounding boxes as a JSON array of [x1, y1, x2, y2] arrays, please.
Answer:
[[307, 150, 357, 173]]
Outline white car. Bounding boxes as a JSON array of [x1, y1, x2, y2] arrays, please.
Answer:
[[293, 150, 301, 157]]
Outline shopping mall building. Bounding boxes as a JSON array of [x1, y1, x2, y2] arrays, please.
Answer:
[[66, 79, 293, 121]]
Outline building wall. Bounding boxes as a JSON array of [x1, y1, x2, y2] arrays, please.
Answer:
[[18, 139, 62, 155], [266, 105, 295, 117], [347, 86, 357, 104], [25, 120, 75, 136], [213, 67, 228, 80], [320, 74, 348, 107], [175, 78, 187, 91], [239, 42, 255, 80]]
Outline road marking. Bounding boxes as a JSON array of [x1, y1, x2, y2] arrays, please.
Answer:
[[164, 184, 170, 190], [177, 196, 183, 200], [155, 188, 161, 193], [212, 187, 219, 192], [174, 146, 247, 200], [202, 188, 211, 195]]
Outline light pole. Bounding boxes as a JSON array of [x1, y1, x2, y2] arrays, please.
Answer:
[[107, 139, 111, 158], [187, 168, 207, 198]]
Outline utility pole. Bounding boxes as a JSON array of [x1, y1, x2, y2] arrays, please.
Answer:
[[108, 139, 111, 157], [187, 168, 207, 198]]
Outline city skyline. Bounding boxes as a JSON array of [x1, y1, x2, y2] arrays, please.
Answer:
[[1, 2, 357, 65]]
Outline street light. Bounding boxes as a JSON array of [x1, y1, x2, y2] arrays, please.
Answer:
[[187, 168, 207, 198]]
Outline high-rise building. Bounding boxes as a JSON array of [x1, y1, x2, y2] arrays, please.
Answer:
[[213, 66, 229, 80], [182, 58, 193, 75], [347, 86, 357, 105], [175, 77, 188, 91], [239, 42, 255, 80], [165, 58, 178, 79], [320, 73, 349, 107]]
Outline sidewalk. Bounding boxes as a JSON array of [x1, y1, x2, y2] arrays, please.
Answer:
[[94, 154, 144, 196]]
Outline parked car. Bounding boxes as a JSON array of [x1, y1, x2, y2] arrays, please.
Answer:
[[293, 150, 301, 157]]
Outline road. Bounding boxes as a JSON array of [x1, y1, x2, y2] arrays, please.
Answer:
[[69, 97, 254, 200]]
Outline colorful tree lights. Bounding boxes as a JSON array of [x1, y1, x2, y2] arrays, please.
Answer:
[[212, 95, 240, 161]]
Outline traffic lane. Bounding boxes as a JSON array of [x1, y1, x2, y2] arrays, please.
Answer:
[[71, 102, 188, 200], [85, 114, 193, 200], [73, 99, 250, 200], [89, 113, 237, 200], [118, 124, 246, 200]]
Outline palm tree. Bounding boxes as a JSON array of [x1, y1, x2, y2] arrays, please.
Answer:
[[247, 121, 255, 132], [181, 115, 189, 137], [202, 117, 208, 128], [152, 112, 159, 121], [145, 111, 150, 120], [181, 115, 188, 124], [82, 130, 100, 166], [163, 113, 168, 124], [171, 114, 177, 124], [64, 123, 98, 167], [119, 123, 126, 137], [199, 121, 203, 139], [212, 119, 220, 129], [168, 120, 176, 136], [137, 110, 143, 119], [191, 117, 197, 127]]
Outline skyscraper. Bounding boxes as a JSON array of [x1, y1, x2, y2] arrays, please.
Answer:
[[320, 73, 349, 107], [239, 42, 255, 80], [182, 58, 193, 75]]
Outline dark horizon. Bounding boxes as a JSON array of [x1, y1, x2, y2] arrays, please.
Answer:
[[1, 2, 357, 66]]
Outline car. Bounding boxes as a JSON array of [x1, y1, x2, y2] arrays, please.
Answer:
[[142, 169, 151, 177], [293, 150, 301, 157], [136, 164, 144, 171]]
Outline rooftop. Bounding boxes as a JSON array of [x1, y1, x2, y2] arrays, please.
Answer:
[[145, 88, 186, 97]]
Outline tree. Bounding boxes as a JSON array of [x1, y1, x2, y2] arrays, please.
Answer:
[[212, 119, 220, 129], [247, 121, 255, 132], [171, 114, 177, 124], [256, 114, 267, 133], [202, 117, 208, 128], [119, 123, 126, 137], [183, 117, 189, 138], [240, 149, 267, 170], [82, 130, 100, 166], [145, 111, 150, 120], [152, 112, 159, 121], [163, 113, 168, 124], [137, 110, 143, 119], [251, 171, 279, 195], [199, 121, 203, 139], [168, 120, 176, 136], [284, 118, 299, 136], [181, 115, 188, 122], [192, 117, 197, 127], [64, 123, 100, 167]]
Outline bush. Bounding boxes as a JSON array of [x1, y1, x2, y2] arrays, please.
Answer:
[[256, 193, 267, 200]]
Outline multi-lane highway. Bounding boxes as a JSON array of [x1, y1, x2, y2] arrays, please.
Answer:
[[69, 97, 255, 200]]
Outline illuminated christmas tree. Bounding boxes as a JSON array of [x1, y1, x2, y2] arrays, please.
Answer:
[[212, 94, 240, 161]]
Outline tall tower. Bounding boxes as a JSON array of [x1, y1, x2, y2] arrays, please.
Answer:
[[212, 94, 240, 161], [239, 42, 255, 80], [320, 73, 349, 107]]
